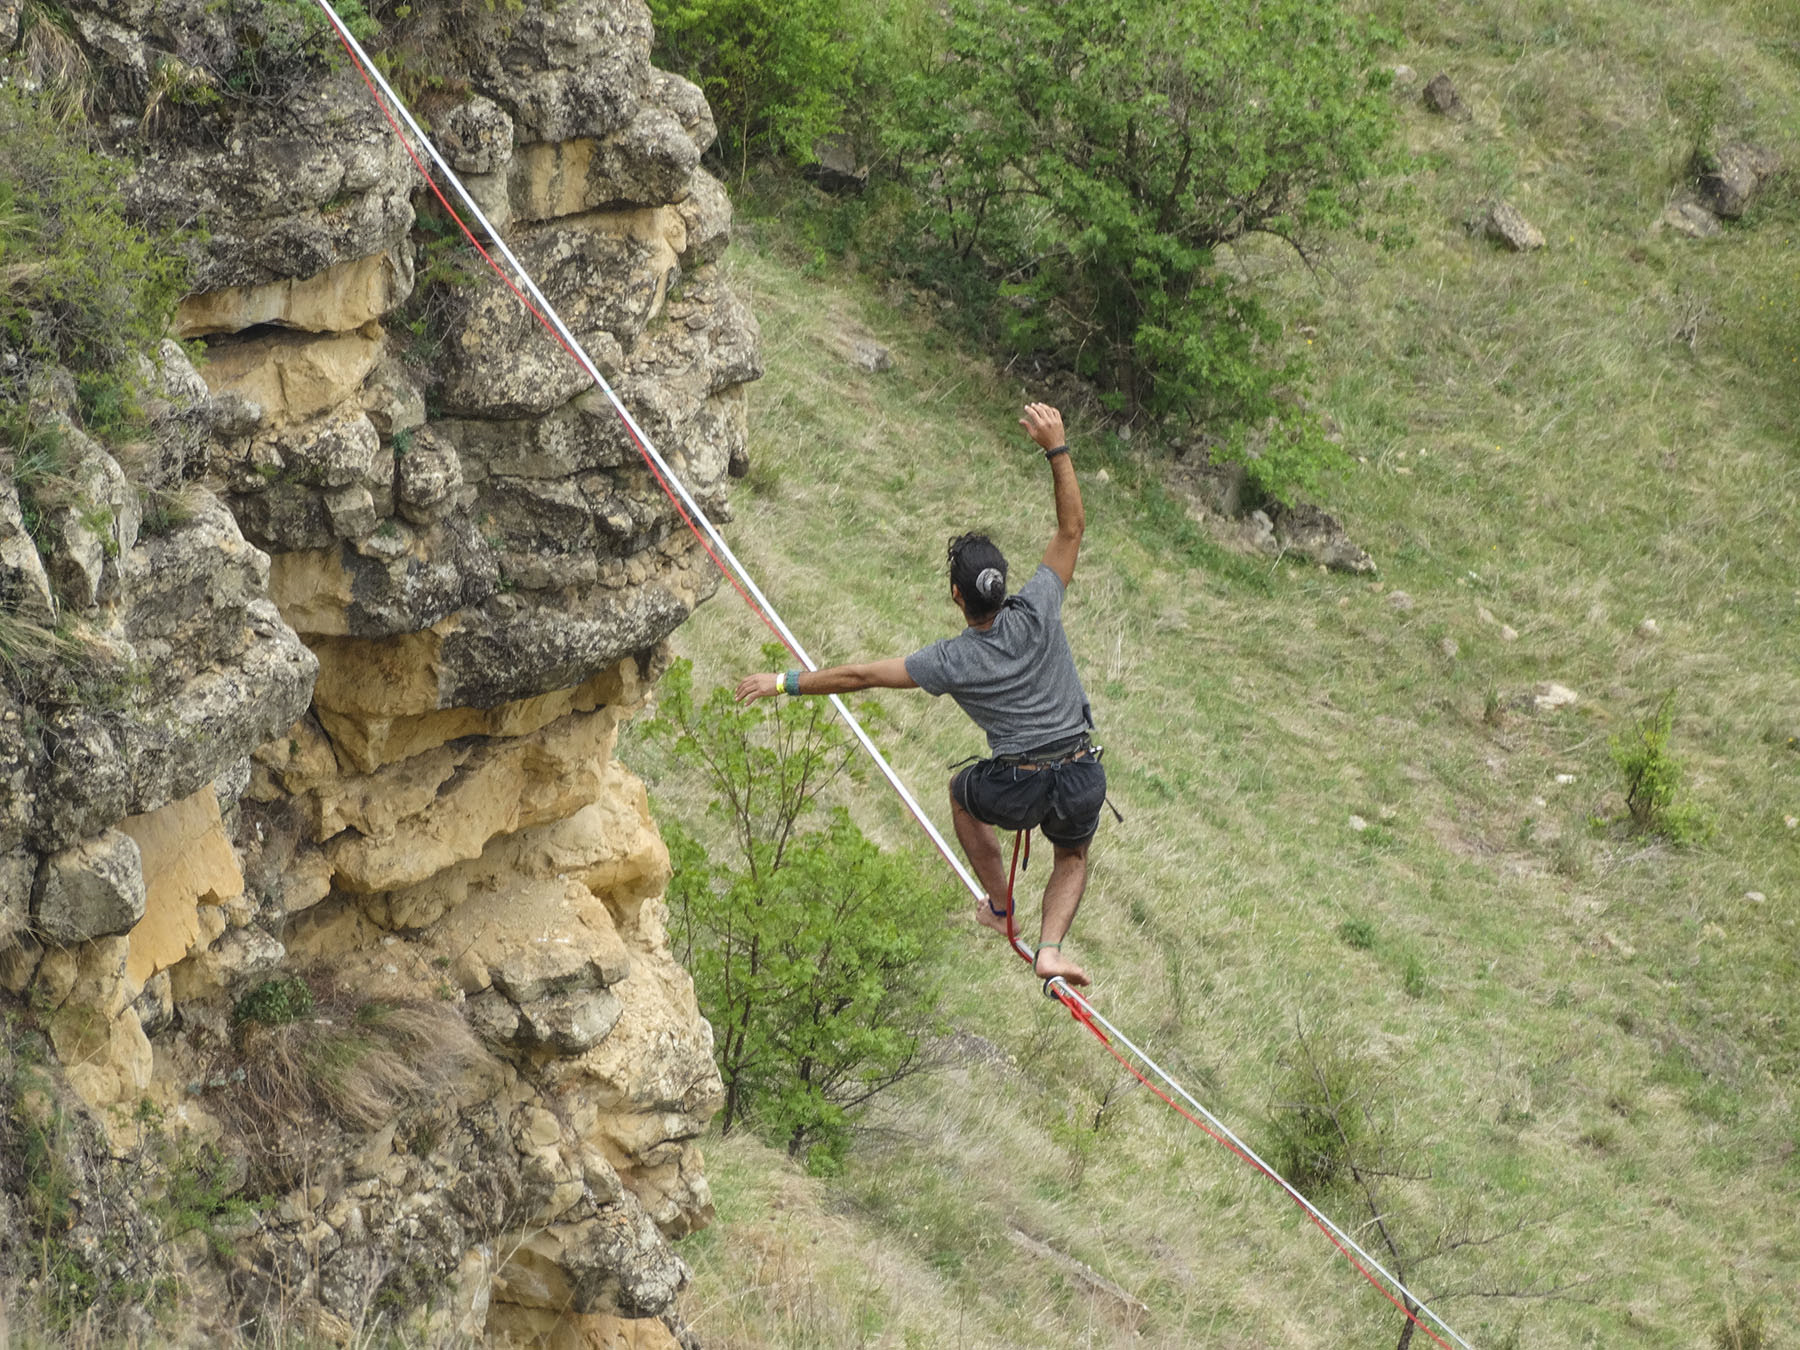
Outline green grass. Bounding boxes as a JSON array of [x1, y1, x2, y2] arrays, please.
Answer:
[[623, 0, 1800, 1344]]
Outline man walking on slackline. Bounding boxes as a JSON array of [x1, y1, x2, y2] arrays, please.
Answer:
[[735, 403, 1105, 987]]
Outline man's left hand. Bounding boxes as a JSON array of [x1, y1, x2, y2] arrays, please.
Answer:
[[1020, 402, 1066, 451], [735, 672, 781, 703]]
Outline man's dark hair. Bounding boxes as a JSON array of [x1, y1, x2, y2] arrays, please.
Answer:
[[947, 532, 1008, 619]]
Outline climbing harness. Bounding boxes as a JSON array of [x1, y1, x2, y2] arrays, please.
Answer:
[[308, 6, 1475, 1344]]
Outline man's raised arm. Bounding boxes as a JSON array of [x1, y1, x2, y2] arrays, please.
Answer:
[[1021, 402, 1083, 585]]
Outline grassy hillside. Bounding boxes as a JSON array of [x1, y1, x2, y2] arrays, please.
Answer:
[[624, 2, 1800, 1345]]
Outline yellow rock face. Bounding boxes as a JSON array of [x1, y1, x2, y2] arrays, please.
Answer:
[[199, 326, 384, 427], [307, 620, 455, 718], [122, 787, 245, 988], [267, 548, 356, 637], [176, 248, 412, 338], [310, 657, 635, 775], [39, 937, 153, 1122], [509, 139, 599, 220], [325, 707, 621, 893]]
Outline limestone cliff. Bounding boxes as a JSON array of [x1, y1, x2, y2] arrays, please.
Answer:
[[0, 3, 756, 1344]]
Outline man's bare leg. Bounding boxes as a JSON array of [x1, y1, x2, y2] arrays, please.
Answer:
[[1034, 843, 1091, 987], [950, 785, 1012, 936]]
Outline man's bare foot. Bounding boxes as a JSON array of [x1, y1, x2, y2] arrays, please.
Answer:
[[1034, 946, 1089, 987], [975, 901, 1013, 936]]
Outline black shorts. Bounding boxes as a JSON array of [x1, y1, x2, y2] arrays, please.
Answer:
[[953, 754, 1108, 849]]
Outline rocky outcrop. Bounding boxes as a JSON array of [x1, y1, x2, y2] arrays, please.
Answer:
[[1475, 199, 1546, 252], [1695, 143, 1781, 220], [3, 1, 753, 1343], [1421, 72, 1468, 120]]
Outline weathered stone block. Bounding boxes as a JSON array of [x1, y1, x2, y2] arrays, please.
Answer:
[[472, 0, 653, 144], [168, 924, 286, 1002], [441, 96, 515, 175], [1696, 143, 1781, 220], [0, 851, 33, 946], [507, 108, 699, 220], [125, 76, 416, 294], [0, 477, 57, 627], [395, 427, 464, 523], [199, 328, 385, 429], [324, 484, 379, 540], [120, 786, 245, 987], [41, 432, 139, 613], [175, 246, 414, 338], [518, 990, 623, 1055], [1480, 200, 1546, 252], [33, 830, 146, 944]]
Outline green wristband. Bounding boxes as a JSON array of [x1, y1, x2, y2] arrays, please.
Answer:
[[784, 669, 802, 695]]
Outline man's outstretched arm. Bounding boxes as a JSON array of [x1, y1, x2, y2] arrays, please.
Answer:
[[1021, 402, 1083, 585], [735, 657, 917, 703]]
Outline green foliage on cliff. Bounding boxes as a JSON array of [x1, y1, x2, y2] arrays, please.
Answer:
[[650, 654, 952, 1172], [0, 85, 188, 438]]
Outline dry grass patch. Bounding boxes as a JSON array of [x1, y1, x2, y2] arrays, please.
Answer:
[[211, 977, 484, 1191]]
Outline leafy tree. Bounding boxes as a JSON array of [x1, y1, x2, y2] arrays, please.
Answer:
[[650, 654, 953, 1171], [886, 0, 1397, 502], [645, 0, 869, 179]]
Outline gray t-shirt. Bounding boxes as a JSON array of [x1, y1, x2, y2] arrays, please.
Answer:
[[904, 564, 1092, 756]]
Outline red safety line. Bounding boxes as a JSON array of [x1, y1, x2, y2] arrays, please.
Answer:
[[327, 26, 801, 664], [1002, 830, 1023, 946], [1047, 986, 1456, 1350]]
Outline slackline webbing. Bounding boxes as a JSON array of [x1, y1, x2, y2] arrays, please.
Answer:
[[307, 7, 1475, 1345]]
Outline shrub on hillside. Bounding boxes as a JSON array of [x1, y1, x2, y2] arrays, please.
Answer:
[[882, 0, 1397, 502], [651, 653, 953, 1173], [645, 0, 871, 177], [1610, 691, 1710, 845]]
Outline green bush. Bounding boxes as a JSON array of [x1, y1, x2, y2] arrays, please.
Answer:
[[882, 0, 1396, 503], [231, 975, 316, 1032], [651, 652, 952, 1171], [216, 0, 380, 103], [1609, 691, 1710, 845], [147, 1130, 258, 1261], [1267, 1028, 1375, 1196], [0, 84, 189, 436], [646, 0, 870, 176]]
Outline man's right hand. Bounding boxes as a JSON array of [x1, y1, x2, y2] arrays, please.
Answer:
[[1020, 402, 1066, 452], [735, 672, 781, 703]]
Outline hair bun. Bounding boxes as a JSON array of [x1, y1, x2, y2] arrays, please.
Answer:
[[976, 567, 1005, 599]]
